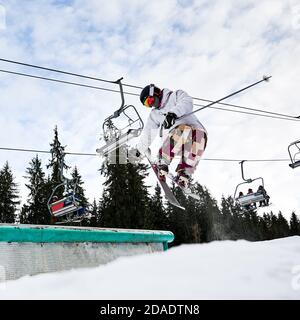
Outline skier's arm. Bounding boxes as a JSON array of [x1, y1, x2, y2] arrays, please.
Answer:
[[137, 111, 160, 154], [171, 90, 193, 118]]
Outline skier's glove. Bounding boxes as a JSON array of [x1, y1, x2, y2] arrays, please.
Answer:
[[135, 149, 141, 158], [163, 112, 177, 129]]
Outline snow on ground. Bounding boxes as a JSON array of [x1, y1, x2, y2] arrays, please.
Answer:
[[1, 237, 300, 300]]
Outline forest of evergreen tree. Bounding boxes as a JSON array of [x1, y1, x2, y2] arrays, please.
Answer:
[[0, 127, 299, 247]]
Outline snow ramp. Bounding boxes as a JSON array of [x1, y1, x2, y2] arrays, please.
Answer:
[[0, 224, 174, 281]]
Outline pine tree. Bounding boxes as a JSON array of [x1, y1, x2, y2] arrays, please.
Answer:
[[0, 162, 20, 223], [19, 206, 28, 224], [231, 197, 245, 239], [220, 196, 234, 239], [257, 214, 269, 240], [166, 186, 190, 246], [125, 161, 150, 228], [99, 148, 130, 228], [262, 213, 272, 240], [145, 184, 168, 230], [193, 183, 223, 242], [99, 146, 150, 229], [290, 212, 300, 235], [89, 199, 98, 227], [46, 126, 80, 225], [183, 191, 202, 243], [276, 211, 290, 238], [71, 166, 89, 208], [167, 182, 223, 246], [269, 212, 279, 238], [21, 155, 51, 225], [47, 126, 70, 184], [220, 196, 244, 240]]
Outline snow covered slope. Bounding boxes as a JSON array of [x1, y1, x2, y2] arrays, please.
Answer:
[[1, 236, 300, 299]]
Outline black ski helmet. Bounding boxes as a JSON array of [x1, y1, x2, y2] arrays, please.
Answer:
[[140, 84, 161, 104]]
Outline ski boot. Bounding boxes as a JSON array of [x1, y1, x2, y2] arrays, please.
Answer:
[[174, 170, 190, 189], [153, 163, 169, 182]]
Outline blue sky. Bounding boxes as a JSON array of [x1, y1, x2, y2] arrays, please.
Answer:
[[0, 0, 300, 218]]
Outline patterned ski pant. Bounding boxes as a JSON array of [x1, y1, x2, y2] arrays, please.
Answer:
[[159, 124, 207, 175]]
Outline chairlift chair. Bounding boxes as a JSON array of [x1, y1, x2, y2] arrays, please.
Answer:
[[47, 177, 85, 224], [288, 139, 300, 169], [234, 161, 270, 210], [96, 78, 144, 157]]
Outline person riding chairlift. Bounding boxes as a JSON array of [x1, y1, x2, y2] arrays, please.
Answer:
[[257, 185, 270, 207], [246, 188, 257, 209], [247, 188, 254, 194]]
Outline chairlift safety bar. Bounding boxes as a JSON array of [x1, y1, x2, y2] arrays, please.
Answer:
[[288, 139, 300, 169]]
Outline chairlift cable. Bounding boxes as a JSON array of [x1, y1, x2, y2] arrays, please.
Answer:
[[0, 69, 138, 96], [0, 58, 140, 89], [193, 97, 299, 120], [199, 104, 300, 122], [202, 158, 289, 162], [0, 146, 290, 162], [0, 58, 298, 120], [0, 147, 96, 156], [1, 68, 299, 123], [0, 147, 51, 154]]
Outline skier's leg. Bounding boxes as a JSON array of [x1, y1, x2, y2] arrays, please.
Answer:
[[173, 125, 194, 187], [175, 127, 207, 187], [157, 125, 188, 179], [157, 129, 176, 179]]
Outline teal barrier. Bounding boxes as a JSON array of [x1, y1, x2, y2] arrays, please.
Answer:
[[0, 224, 174, 250], [0, 224, 174, 280]]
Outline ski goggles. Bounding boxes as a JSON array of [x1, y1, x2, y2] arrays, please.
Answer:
[[143, 96, 155, 108]]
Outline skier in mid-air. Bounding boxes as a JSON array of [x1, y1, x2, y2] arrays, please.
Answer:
[[136, 84, 208, 189]]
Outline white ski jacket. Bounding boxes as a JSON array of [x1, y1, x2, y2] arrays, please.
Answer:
[[137, 88, 207, 154]]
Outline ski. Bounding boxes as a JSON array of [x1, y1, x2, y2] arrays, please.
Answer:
[[145, 149, 200, 202], [165, 172, 200, 200], [144, 150, 185, 211]]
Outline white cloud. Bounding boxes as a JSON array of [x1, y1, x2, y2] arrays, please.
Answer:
[[0, 3, 6, 31]]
